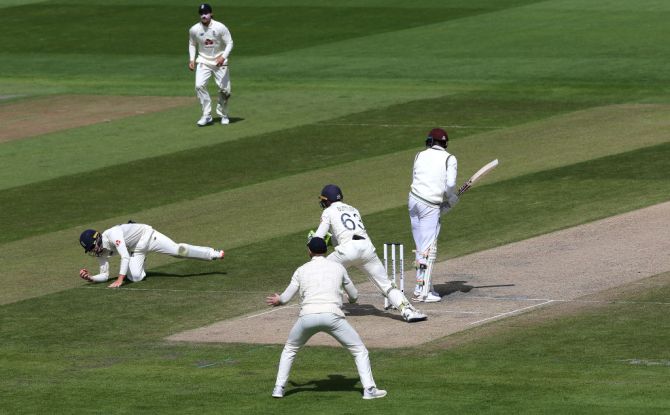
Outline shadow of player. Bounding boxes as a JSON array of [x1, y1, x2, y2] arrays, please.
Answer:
[[285, 374, 361, 397], [343, 303, 404, 322], [433, 280, 515, 297], [145, 270, 227, 278]]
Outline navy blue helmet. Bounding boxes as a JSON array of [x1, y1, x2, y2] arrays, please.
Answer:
[[307, 237, 328, 254], [79, 229, 102, 255], [199, 3, 212, 15], [319, 184, 343, 208]]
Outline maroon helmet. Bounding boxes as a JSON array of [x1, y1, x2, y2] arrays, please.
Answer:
[[426, 128, 448, 148]]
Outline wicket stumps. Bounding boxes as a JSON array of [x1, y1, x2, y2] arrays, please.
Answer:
[[383, 242, 404, 309]]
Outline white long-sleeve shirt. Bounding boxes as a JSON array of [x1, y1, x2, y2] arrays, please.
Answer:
[[410, 145, 458, 205], [279, 256, 358, 317], [90, 223, 153, 281], [188, 19, 233, 66]]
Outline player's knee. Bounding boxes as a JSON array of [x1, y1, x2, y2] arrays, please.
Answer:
[[177, 244, 189, 257]]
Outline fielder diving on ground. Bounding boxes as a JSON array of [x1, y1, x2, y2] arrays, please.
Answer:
[[78, 222, 225, 288]]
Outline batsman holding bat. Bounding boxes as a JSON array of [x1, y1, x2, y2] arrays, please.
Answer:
[[408, 128, 459, 302]]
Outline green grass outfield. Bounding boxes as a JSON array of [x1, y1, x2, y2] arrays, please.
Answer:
[[1, 0, 669, 413]]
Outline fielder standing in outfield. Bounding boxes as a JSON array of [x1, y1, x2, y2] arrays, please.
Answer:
[[266, 237, 387, 400], [312, 184, 427, 322], [78, 222, 225, 288], [408, 128, 459, 303], [188, 3, 234, 126]]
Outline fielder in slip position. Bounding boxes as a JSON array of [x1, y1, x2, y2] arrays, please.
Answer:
[[312, 184, 427, 322], [266, 237, 387, 400], [409, 128, 459, 303], [188, 3, 234, 126], [78, 222, 225, 288]]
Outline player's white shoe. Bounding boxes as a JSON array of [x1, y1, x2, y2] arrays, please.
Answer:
[[402, 307, 427, 322], [220, 115, 230, 125], [412, 291, 442, 303], [196, 115, 213, 127], [363, 387, 387, 400], [272, 385, 284, 398]]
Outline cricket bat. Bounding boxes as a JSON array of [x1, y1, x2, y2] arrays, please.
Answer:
[[457, 159, 499, 196]]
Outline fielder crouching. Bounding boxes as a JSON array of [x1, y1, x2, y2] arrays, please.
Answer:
[[312, 184, 427, 322], [78, 222, 225, 288], [267, 237, 387, 400]]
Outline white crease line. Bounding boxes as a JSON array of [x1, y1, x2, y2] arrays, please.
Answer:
[[245, 304, 299, 319], [317, 123, 501, 129], [76, 286, 267, 294], [75, 287, 670, 306], [466, 295, 670, 306], [468, 300, 555, 326], [428, 310, 487, 315]]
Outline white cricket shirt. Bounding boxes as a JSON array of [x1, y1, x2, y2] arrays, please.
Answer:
[[188, 19, 233, 65], [279, 256, 358, 317], [410, 146, 458, 205], [99, 223, 153, 277]]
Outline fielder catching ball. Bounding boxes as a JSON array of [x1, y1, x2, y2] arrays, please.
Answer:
[[188, 3, 234, 126], [408, 128, 459, 302], [78, 222, 225, 288], [312, 184, 427, 322]]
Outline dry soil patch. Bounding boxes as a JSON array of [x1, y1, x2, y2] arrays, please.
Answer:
[[0, 95, 193, 142], [168, 202, 670, 348]]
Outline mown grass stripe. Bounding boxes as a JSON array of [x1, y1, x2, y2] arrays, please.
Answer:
[[0, 94, 595, 243]]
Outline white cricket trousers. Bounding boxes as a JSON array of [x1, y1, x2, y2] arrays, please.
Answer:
[[274, 313, 376, 389], [328, 239, 409, 309], [195, 62, 231, 117], [408, 193, 441, 265], [125, 230, 218, 282]]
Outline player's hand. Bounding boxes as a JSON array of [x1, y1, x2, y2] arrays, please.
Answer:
[[79, 268, 92, 282], [108, 276, 125, 288], [188, 61, 195, 71], [266, 293, 281, 306], [215, 56, 226, 67]]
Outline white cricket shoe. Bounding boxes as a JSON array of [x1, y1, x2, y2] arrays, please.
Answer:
[[272, 385, 284, 398], [363, 387, 387, 400], [412, 291, 442, 303], [220, 115, 230, 125], [196, 115, 213, 127], [402, 307, 427, 322]]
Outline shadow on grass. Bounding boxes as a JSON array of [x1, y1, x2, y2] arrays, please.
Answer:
[[286, 374, 361, 397]]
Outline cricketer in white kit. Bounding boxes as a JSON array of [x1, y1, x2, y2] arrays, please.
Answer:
[[188, 3, 234, 126], [408, 128, 459, 302], [312, 185, 427, 322], [266, 237, 387, 400], [78, 222, 225, 288]]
